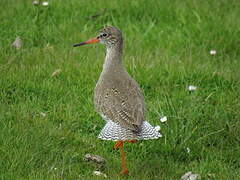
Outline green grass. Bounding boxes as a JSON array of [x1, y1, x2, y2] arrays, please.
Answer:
[[1, 0, 240, 179]]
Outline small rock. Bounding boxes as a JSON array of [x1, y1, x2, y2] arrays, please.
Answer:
[[93, 170, 107, 178], [181, 171, 200, 180], [83, 154, 106, 169], [83, 154, 105, 164], [12, 36, 22, 50], [51, 69, 61, 77]]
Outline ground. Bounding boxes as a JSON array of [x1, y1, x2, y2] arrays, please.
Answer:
[[0, 0, 240, 179]]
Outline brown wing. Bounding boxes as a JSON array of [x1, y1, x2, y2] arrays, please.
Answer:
[[94, 72, 145, 131]]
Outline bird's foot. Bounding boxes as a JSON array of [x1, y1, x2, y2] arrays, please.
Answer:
[[120, 168, 129, 175]]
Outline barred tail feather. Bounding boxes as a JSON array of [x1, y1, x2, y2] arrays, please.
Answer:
[[98, 120, 162, 141]]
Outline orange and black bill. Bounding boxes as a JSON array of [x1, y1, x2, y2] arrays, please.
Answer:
[[73, 37, 99, 47]]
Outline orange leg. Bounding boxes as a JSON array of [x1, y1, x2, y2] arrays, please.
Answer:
[[119, 141, 129, 175], [113, 140, 137, 175], [114, 140, 137, 149], [114, 141, 123, 149]]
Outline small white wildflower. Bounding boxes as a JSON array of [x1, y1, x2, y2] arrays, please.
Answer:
[[160, 116, 167, 123], [186, 147, 190, 153], [42, 1, 49, 6], [32, 0, 39, 5], [155, 125, 161, 132], [93, 171, 107, 178], [188, 85, 197, 91], [40, 112, 46, 117], [12, 36, 22, 50], [210, 49, 217, 55], [51, 69, 62, 77], [44, 43, 54, 51], [50, 165, 56, 171]]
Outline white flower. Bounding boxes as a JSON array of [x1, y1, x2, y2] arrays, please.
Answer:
[[50, 165, 57, 171], [93, 171, 107, 178], [210, 49, 216, 55], [155, 125, 161, 132], [186, 147, 190, 153], [160, 116, 167, 123], [40, 112, 46, 117], [32, 1, 39, 5], [188, 85, 197, 91], [42, 1, 49, 6], [51, 69, 62, 77]]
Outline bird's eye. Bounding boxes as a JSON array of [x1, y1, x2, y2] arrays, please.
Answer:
[[102, 33, 107, 37]]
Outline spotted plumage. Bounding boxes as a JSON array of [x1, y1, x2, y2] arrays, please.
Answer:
[[93, 26, 161, 140]]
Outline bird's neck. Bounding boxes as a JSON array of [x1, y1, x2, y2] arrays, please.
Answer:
[[103, 45, 123, 72]]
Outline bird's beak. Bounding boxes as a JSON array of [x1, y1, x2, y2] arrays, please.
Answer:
[[73, 37, 99, 47]]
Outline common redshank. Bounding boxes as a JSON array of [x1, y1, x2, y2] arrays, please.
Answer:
[[73, 26, 162, 175]]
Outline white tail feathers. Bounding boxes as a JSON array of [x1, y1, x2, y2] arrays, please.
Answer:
[[98, 120, 162, 141]]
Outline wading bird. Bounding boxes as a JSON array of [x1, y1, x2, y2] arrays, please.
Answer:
[[73, 26, 162, 175]]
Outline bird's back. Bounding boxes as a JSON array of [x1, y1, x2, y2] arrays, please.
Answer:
[[94, 69, 145, 132]]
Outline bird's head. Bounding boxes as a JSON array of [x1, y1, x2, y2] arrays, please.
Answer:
[[73, 26, 123, 49]]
